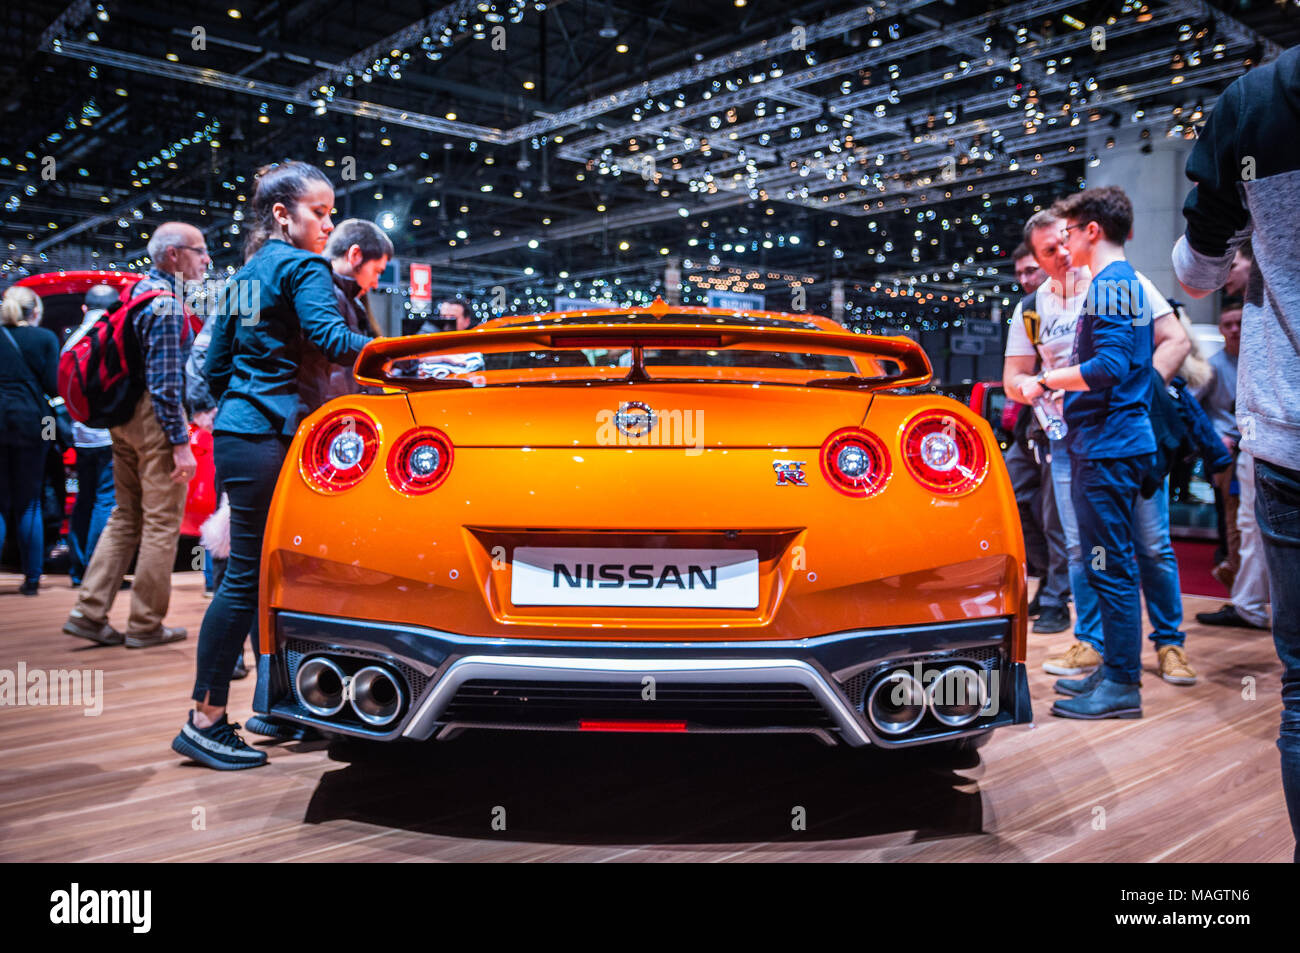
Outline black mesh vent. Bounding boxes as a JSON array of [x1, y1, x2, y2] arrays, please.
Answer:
[[282, 639, 426, 729], [442, 679, 834, 729]]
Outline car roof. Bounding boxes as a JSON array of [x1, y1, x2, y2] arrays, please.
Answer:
[[14, 270, 138, 297]]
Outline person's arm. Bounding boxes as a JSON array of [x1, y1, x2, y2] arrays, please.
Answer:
[[1002, 354, 1038, 405], [204, 307, 235, 402], [138, 296, 190, 445], [1151, 312, 1191, 383], [1172, 78, 1252, 296], [289, 258, 370, 364], [185, 322, 215, 411], [1001, 299, 1041, 404], [1021, 309, 1128, 401]]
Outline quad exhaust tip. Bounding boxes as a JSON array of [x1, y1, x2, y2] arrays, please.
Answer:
[[296, 656, 347, 717], [865, 664, 990, 735], [866, 670, 927, 736], [349, 664, 406, 727], [926, 665, 988, 727]]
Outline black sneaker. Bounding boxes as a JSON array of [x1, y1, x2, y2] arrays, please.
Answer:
[[244, 714, 323, 742], [1033, 604, 1071, 634], [1027, 592, 1042, 618], [171, 712, 269, 770], [1194, 604, 1267, 630]]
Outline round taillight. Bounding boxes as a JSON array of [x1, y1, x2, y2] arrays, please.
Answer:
[[303, 410, 379, 492], [387, 427, 454, 494], [819, 427, 891, 497], [901, 410, 988, 494]]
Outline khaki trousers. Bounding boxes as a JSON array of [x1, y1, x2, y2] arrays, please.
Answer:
[[72, 393, 187, 635]]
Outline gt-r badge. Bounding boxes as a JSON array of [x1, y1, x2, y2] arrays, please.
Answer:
[[615, 401, 658, 437], [773, 460, 808, 486]]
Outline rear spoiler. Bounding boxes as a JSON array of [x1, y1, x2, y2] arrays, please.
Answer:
[[353, 321, 932, 391]]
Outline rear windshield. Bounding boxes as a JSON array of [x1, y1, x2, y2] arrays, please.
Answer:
[[382, 313, 902, 386]]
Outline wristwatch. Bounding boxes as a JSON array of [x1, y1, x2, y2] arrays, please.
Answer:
[[1035, 370, 1050, 391]]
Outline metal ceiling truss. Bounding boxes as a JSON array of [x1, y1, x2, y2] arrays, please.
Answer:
[[24, 0, 1280, 272]]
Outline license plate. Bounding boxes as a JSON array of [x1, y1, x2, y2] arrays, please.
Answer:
[[510, 547, 760, 608]]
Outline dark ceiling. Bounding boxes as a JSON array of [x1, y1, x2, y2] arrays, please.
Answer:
[[2, 0, 1295, 326]]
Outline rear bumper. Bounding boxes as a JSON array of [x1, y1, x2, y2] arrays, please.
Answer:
[[258, 610, 1032, 747]]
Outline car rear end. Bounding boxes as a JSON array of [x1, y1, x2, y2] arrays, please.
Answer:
[[254, 308, 1031, 748]]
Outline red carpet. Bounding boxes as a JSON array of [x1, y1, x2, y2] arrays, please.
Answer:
[[1173, 538, 1230, 599]]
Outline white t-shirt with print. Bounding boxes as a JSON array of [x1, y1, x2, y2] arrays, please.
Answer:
[[1004, 268, 1173, 370]]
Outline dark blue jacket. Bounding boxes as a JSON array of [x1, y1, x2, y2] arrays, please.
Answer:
[[1064, 259, 1157, 460], [206, 239, 370, 438]]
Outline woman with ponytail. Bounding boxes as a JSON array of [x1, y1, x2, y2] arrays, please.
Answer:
[[172, 161, 371, 770]]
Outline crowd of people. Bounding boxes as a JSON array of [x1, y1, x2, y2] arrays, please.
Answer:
[[0, 48, 1295, 858], [999, 44, 1299, 856]]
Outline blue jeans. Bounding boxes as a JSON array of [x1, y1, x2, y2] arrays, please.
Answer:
[[1070, 454, 1147, 685], [69, 445, 115, 586], [1050, 440, 1185, 648], [1254, 458, 1300, 861], [0, 442, 49, 585]]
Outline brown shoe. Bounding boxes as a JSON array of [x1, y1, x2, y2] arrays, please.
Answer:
[[125, 625, 188, 649], [1042, 640, 1102, 676], [63, 613, 124, 646], [1157, 645, 1198, 686]]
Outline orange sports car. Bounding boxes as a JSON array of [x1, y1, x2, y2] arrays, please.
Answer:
[[254, 299, 1031, 752]]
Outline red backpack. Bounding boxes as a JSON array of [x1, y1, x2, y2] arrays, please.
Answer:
[[59, 280, 176, 428]]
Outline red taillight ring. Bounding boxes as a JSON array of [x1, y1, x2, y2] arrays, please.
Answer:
[[301, 410, 380, 493], [387, 427, 454, 494], [901, 409, 988, 495], [819, 427, 891, 498]]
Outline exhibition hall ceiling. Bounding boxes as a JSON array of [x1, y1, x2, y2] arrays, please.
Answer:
[[1, 0, 1294, 318]]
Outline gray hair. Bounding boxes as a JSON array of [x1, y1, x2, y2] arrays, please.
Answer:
[[146, 221, 192, 263]]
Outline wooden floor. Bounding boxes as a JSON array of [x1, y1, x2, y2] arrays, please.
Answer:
[[0, 571, 1289, 862]]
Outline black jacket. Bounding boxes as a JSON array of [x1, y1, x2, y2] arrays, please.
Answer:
[[296, 272, 377, 413], [0, 324, 59, 446], [206, 239, 371, 438]]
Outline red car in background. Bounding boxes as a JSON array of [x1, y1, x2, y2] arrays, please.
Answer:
[[3, 270, 216, 571]]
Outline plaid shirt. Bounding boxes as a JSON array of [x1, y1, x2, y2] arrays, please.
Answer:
[[132, 267, 192, 445]]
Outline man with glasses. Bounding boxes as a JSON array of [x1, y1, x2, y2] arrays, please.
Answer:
[[64, 222, 210, 649], [1005, 201, 1195, 693]]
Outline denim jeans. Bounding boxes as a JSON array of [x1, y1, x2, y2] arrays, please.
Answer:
[[1050, 439, 1185, 648], [1254, 458, 1300, 862], [1070, 453, 1147, 685], [0, 442, 49, 585], [69, 445, 115, 586], [191, 432, 289, 708], [1007, 440, 1070, 609], [1132, 476, 1186, 647]]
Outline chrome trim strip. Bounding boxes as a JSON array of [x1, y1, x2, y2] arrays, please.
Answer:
[[401, 655, 874, 746], [275, 608, 1009, 655]]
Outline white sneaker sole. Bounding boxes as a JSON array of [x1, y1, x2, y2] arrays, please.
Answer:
[[1042, 661, 1100, 676]]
